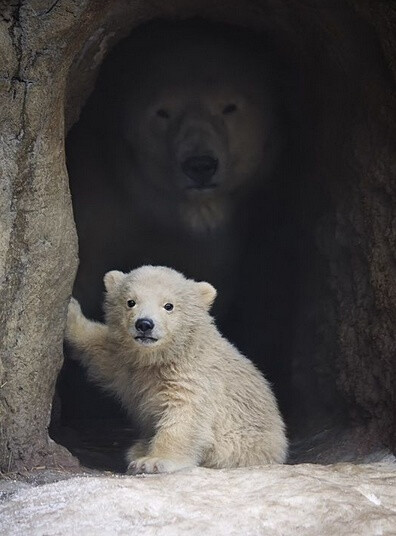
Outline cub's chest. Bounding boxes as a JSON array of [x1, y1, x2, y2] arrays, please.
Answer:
[[126, 364, 194, 410], [123, 364, 168, 401]]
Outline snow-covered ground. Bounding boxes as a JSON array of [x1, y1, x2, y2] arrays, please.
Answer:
[[1, 461, 396, 535]]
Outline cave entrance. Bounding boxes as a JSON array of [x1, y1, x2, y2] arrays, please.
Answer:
[[50, 8, 395, 472]]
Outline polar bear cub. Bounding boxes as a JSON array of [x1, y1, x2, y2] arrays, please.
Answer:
[[65, 265, 287, 473]]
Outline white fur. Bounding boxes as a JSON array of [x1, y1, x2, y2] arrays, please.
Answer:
[[65, 266, 287, 474]]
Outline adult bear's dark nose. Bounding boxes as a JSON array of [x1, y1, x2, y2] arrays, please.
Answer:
[[182, 155, 218, 187], [135, 318, 154, 333]]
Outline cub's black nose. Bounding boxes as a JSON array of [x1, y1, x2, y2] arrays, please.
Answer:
[[135, 318, 154, 332], [182, 155, 218, 186]]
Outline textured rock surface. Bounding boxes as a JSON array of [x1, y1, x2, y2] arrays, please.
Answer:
[[1, 462, 396, 535], [0, 0, 80, 471], [0, 0, 395, 472]]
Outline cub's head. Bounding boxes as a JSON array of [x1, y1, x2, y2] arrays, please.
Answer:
[[103, 266, 216, 352]]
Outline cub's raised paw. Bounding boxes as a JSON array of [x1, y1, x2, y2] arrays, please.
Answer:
[[67, 297, 82, 321], [126, 456, 194, 475], [65, 297, 83, 341]]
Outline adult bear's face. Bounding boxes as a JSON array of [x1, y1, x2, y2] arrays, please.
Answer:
[[118, 36, 279, 229]]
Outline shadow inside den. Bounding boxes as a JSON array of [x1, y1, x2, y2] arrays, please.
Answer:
[[50, 16, 391, 472]]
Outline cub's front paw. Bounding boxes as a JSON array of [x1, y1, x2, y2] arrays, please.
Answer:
[[65, 297, 83, 341], [126, 456, 194, 475], [126, 441, 148, 463]]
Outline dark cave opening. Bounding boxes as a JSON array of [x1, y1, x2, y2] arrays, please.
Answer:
[[50, 12, 394, 471]]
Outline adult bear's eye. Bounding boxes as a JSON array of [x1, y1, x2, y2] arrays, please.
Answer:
[[127, 299, 136, 308], [164, 303, 174, 311], [222, 103, 237, 115], [156, 108, 170, 119]]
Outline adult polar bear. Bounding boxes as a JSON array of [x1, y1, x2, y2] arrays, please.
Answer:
[[65, 20, 289, 423], [67, 20, 281, 321]]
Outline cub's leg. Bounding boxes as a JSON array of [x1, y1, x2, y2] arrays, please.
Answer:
[[126, 441, 149, 464], [126, 406, 207, 475], [65, 297, 116, 384], [65, 298, 108, 350]]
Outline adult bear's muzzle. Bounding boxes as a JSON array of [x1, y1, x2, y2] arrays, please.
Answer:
[[182, 155, 219, 189]]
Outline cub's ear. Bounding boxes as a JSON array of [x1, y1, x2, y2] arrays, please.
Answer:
[[196, 281, 217, 309], [104, 270, 125, 292]]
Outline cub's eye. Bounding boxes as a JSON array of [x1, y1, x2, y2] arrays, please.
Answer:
[[127, 299, 136, 308], [156, 109, 170, 119], [222, 103, 237, 115], [164, 303, 174, 311]]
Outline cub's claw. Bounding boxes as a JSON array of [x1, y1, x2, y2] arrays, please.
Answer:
[[126, 456, 194, 475]]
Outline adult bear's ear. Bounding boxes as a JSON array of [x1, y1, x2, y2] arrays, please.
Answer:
[[196, 281, 217, 309], [104, 270, 125, 292]]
